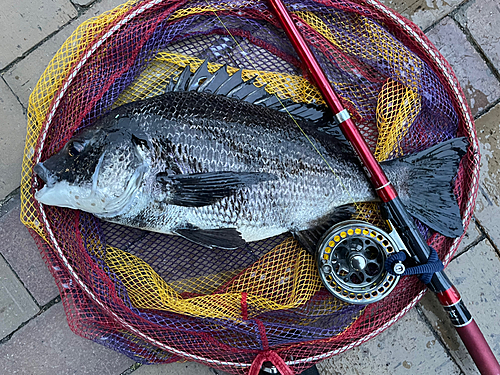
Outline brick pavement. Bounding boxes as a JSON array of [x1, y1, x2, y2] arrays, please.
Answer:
[[0, 0, 499, 374]]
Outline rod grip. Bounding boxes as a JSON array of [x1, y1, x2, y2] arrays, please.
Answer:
[[455, 320, 500, 375]]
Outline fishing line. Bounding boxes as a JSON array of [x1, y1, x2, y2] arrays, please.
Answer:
[[205, 5, 363, 211]]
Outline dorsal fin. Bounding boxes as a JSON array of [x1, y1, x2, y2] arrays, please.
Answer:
[[226, 75, 258, 99], [173, 65, 191, 92], [165, 62, 327, 122], [198, 64, 230, 93], [187, 60, 210, 91], [253, 94, 280, 107], [213, 68, 244, 96], [242, 84, 268, 103]]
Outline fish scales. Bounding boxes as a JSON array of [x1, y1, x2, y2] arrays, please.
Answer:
[[116, 91, 370, 239], [34, 64, 467, 249]]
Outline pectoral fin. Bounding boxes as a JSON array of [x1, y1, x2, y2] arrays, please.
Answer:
[[175, 228, 245, 250], [156, 171, 276, 207]]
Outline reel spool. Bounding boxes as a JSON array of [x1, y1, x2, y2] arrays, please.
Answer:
[[317, 220, 405, 305]]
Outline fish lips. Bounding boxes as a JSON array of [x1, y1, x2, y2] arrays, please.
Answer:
[[34, 181, 89, 211], [34, 160, 148, 216], [33, 161, 80, 209], [34, 178, 121, 214], [34, 162, 57, 188], [33, 157, 93, 211]]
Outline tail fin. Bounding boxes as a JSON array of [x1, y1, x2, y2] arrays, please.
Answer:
[[382, 137, 468, 238]]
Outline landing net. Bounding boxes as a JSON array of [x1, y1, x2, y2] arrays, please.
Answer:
[[21, 0, 479, 373]]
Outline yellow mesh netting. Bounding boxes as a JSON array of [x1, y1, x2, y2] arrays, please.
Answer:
[[297, 10, 424, 124], [106, 238, 324, 319], [21, 0, 416, 326], [298, 11, 425, 91], [21, 0, 140, 239], [168, 1, 256, 21], [354, 79, 420, 226], [294, 12, 342, 49], [375, 79, 421, 161]]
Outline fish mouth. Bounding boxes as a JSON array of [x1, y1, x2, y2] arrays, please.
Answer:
[[35, 182, 85, 210], [34, 162, 147, 216], [34, 162, 57, 188]]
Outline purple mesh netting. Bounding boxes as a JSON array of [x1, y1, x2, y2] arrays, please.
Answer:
[[32, 0, 467, 371], [84, 215, 366, 350]]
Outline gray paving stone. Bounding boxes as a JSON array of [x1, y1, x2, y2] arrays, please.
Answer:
[[454, 218, 482, 258], [4, 27, 74, 109], [316, 308, 461, 374], [455, 0, 500, 71], [0, 302, 135, 374], [473, 102, 500, 245], [379, 0, 463, 31], [4, 0, 129, 108], [426, 17, 500, 116], [0, 197, 59, 306], [131, 361, 217, 375], [0, 79, 27, 201], [419, 239, 500, 374], [0, 252, 39, 340], [0, 0, 77, 70]]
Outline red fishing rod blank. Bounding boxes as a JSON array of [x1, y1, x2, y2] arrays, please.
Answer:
[[267, 0, 500, 373]]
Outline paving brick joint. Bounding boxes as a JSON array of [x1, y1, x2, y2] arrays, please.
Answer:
[[1, 0, 500, 374]]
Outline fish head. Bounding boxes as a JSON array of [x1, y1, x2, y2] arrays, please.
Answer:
[[34, 121, 150, 216]]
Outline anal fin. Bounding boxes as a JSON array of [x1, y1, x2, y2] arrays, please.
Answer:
[[175, 228, 245, 250]]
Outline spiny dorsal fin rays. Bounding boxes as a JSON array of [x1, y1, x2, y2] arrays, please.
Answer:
[[278, 102, 302, 113], [165, 61, 326, 122], [226, 75, 258, 99], [172, 65, 192, 92], [253, 93, 280, 107], [212, 68, 243, 96], [198, 64, 230, 93], [187, 60, 211, 91], [165, 77, 175, 93], [242, 84, 269, 103]]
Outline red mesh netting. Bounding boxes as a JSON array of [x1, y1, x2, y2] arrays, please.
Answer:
[[21, 0, 478, 373]]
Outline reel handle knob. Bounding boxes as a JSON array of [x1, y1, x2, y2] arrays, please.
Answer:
[[393, 262, 406, 275]]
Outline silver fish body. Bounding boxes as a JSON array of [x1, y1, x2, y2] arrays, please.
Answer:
[[34, 65, 466, 248]]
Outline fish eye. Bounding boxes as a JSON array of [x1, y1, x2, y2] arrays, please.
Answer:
[[68, 141, 85, 157]]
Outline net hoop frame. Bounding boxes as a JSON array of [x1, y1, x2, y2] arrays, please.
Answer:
[[28, 0, 479, 370], [363, 0, 479, 268]]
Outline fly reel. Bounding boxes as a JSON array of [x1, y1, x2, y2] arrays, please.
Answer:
[[317, 220, 405, 304]]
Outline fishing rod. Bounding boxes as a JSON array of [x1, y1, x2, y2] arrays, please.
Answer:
[[266, 0, 500, 374]]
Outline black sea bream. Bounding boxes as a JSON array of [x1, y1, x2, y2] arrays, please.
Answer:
[[34, 62, 467, 249]]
